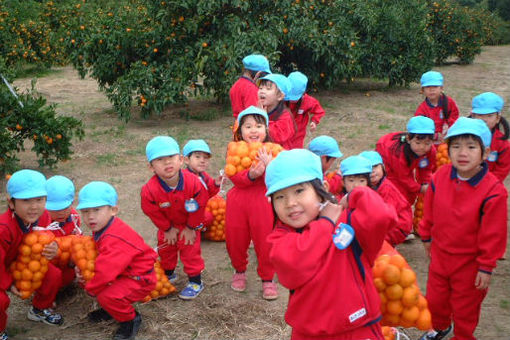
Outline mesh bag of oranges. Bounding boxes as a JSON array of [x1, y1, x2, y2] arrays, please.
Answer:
[[412, 194, 424, 235], [435, 143, 450, 171], [8, 231, 56, 299], [143, 261, 176, 302], [204, 195, 226, 241], [51, 235, 74, 268], [68, 235, 98, 282], [224, 141, 284, 177], [373, 241, 432, 330]]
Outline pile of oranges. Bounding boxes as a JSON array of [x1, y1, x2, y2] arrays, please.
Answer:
[[9, 231, 55, 299], [69, 235, 97, 282], [224, 141, 283, 177], [143, 261, 176, 302], [373, 252, 432, 330], [52, 235, 74, 269], [435, 143, 450, 170], [413, 194, 424, 235], [204, 195, 226, 242]]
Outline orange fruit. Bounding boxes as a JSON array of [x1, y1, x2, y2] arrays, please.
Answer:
[[40, 257, 48, 265], [77, 258, 87, 270], [399, 268, 416, 288], [31, 243, 43, 254], [249, 141, 262, 151], [402, 285, 420, 307], [225, 164, 236, 177], [383, 313, 400, 327], [73, 242, 84, 253], [155, 281, 163, 291], [16, 262, 26, 271], [24, 233, 38, 246], [86, 250, 97, 261], [417, 295, 428, 310], [28, 260, 41, 272], [38, 232, 55, 245], [20, 280, 32, 291], [32, 271, 44, 281], [19, 244, 31, 256], [389, 254, 406, 269], [374, 278, 386, 292], [20, 290, 32, 299], [386, 300, 403, 315], [12, 270, 22, 281], [60, 237, 72, 251], [385, 284, 404, 300], [75, 249, 87, 260], [241, 156, 252, 168], [373, 260, 387, 278], [209, 200, 219, 210], [160, 287, 170, 296], [416, 309, 432, 330], [19, 255, 31, 264], [401, 306, 420, 323], [21, 268, 34, 281], [382, 264, 401, 285], [40, 264, 48, 274], [150, 290, 159, 298]]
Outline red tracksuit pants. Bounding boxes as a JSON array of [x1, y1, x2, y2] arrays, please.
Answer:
[[1, 263, 61, 330], [225, 186, 275, 281], [60, 266, 76, 288], [157, 228, 204, 277], [291, 322, 384, 340], [96, 274, 156, 322], [426, 246, 487, 340]]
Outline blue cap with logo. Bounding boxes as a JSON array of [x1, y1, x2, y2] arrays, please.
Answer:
[[237, 106, 269, 127], [471, 92, 504, 115], [258, 74, 291, 98], [445, 117, 492, 148], [182, 139, 211, 157], [420, 71, 444, 87], [46, 175, 75, 211], [287, 71, 308, 101], [359, 151, 383, 167], [242, 54, 271, 74], [308, 135, 343, 158], [146, 136, 180, 162], [77, 181, 118, 210], [7, 169, 47, 199], [265, 149, 323, 196], [340, 155, 372, 176], [407, 116, 435, 135]]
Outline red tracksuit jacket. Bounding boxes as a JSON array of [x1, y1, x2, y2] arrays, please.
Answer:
[[268, 107, 297, 150], [487, 128, 510, 182], [419, 163, 507, 273], [183, 168, 220, 199], [268, 187, 397, 338], [376, 132, 437, 205], [229, 76, 259, 119], [414, 95, 459, 136], [288, 94, 325, 148], [326, 172, 343, 196], [374, 177, 413, 246], [85, 217, 157, 297]]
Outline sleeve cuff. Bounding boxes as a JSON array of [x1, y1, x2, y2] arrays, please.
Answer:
[[318, 216, 336, 228], [478, 268, 492, 275], [421, 238, 431, 243]]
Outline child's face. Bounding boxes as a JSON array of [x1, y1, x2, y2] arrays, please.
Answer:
[[80, 205, 118, 233], [8, 197, 47, 225], [149, 154, 183, 182], [321, 156, 336, 173], [423, 86, 443, 102], [185, 151, 210, 173], [471, 112, 500, 130], [370, 164, 384, 186], [241, 115, 267, 143], [344, 175, 368, 193], [448, 136, 486, 178], [48, 206, 72, 223], [258, 81, 284, 111], [408, 136, 433, 157], [272, 182, 322, 229]]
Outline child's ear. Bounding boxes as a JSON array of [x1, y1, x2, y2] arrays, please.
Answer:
[[482, 147, 491, 161], [183, 156, 190, 165], [111, 206, 119, 216], [276, 90, 285, 102], [148, 162, 155, 173], [7, 197, 15, 210]]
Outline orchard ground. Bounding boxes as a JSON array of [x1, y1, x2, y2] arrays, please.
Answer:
[[3, 45, 510, 340]]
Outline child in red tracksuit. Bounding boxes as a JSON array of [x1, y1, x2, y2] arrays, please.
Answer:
[[141, 136, 208, 300], [359, 151, 413, 246], [1, 170, 63, 340], [419, 117, 507, 340], [469, 92, 510, 182], [257, 74, 297, 150], [225, 106, 277, 300], [76, 181, 157, 340], [414, 71, 459, 144], [287, 71, 325, 148], [376, 116, 437, 205], [265, 149, 396, 340]]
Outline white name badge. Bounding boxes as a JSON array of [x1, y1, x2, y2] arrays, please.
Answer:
[[185, 199, 199, 212], [349, 308, 367, 323], [419, 158, 429, 168], [333, 223, 355, 250], [488, 151, 498, 162]]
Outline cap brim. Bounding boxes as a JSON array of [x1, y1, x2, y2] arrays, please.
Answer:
[[471, 108, 498, 115], [12, 190, 47, 199], [266, 174, 320, 196], [148, 151, 179, 162], [286, 93, 303, 101], [46, 199, 73, 211], [421, 82, 443, 87], [77, 200, 113, 210], [408, 129, 434, 135]]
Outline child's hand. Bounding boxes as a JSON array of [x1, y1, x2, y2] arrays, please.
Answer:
[[181, 227, 197, 245], [339, 194, 349, 209], [215, 173, 225, 186], [249, 161, 266, 179], [422, 242, 431, 258], [164, 227, 179, 245], [42, 241, 58, 260], [257, 147, 273, 166], [475, 271, 491, 290], [319, 202, 343, 225], [309, 121, 317, 132], [10, 284, 21, 297], [74, 266, 86, 286]]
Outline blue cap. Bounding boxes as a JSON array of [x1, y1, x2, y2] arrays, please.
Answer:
[[265, 149, 323, 196], [420, 71, 444, 87], [77, 181, 118, 209], [471, 92, 504, 115], [258, 74, 291, 97], [287, 71, 308, 101], [46, 175, 75, 210], [242, 54, 271, 74], [7, 169, 47, 199], [359, 151, 383, 167], [237, 106, 269, 127], [407, 116, 435, 135], [445, 117, 492, 148], [340, 156, 372, 176], [308, 135, 343, 158], [146, 136, 180, 162], [182, 139, 211, 157]]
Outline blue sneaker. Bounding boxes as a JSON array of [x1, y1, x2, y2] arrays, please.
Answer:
[[27, 306, 64, 325], [0, 331, 8, 340], [166, 272, 178, 283], [178, 282, 204, 300]]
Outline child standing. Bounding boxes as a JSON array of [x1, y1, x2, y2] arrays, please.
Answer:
[[339, 155, 373, 197], [77, 181, 157, 340], [414, 71, 459, 144], [225, 106, 277, 300], [376, 116, 437, 205], [359, 151, 413, 246], [141, 136, 208, 299], [286, 71, 325, 148], [257, 74, 297, 150], [1, 170, 62, 340], [308, 135, 343, 199], [266, 149, 396, 339], [469, 92, 510, 182], [419, 117, 507, 340], [229, 54, 271, 119]]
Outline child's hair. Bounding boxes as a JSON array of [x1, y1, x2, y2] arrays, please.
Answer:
[[246, 69, 269, 79], [495, 116, 509, 140], [342, 174, 372, 194], [391, 133, 433, 166], [446, 134, 485, 157], [325, 156, 334, 163], [233, 114, 271, 142], [188, 151, 211, 158]]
